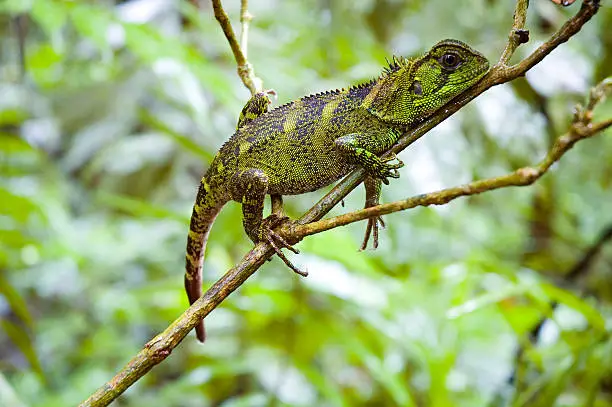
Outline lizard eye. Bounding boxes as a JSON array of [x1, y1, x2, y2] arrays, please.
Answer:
[[439, 52, 462, 70]]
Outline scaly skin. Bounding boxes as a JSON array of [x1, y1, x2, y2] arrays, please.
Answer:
[[186, 39, 490, 342]]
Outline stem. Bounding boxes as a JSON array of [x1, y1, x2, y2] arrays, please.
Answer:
[[211, 0, 259, 94]]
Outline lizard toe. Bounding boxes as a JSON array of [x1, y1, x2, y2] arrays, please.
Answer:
[[258, 215, 305, 276]]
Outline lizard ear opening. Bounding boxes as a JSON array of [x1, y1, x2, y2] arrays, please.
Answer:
[[411, 80, 423, 96]]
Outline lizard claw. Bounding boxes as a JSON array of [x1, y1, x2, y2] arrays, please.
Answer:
[[382, 153, 404, 169], [360, 215, 385, 250], [258, 214, 307, 277], [376, 153, 404, 184]]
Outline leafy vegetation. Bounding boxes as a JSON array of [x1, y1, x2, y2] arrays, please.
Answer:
[[1, 1, 611, 406]]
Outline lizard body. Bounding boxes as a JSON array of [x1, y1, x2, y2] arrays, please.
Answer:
[[186, 39, 489, 342]]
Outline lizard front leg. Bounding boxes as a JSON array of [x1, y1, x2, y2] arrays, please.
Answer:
[[236, 90, 276, 129], [361, 176, 385, 250], [334, 131, 403, 249], [230, 169, 306, 276]]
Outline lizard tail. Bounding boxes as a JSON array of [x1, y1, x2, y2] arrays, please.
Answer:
[[185, 178, 225, 342]]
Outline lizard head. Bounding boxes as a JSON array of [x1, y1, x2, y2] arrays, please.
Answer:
[[366, 39, 490, 125]]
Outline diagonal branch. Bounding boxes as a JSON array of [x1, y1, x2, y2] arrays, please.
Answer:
[[293, 118, 612, 238], [297, 0, 600, 226], [79, 1, 603, 406], [211, 0, 260, 93]]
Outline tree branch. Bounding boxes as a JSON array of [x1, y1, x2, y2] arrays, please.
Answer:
[[211, 0, 260, 93], [499, 0, 529, 64], [293, 118, 612, 238], [239, 0, 252, 60], [79, 1, 603, 405]]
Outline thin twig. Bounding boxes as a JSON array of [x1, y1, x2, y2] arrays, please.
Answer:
[[211, 0, 246, 68], [503, 0, 601, 79], [211, 0, 259, 93], [79, 1, 603, 405], [239, 0, 252, 60], [499, 0, 529, 64]]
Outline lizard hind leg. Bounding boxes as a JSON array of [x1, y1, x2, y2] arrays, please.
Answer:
[[233, 169, 307, 277], [258, 214, 306, 277]]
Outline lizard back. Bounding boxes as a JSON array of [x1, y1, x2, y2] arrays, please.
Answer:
[[210, 81, 398, 195]]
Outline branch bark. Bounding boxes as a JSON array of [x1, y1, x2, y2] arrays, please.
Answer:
[[293, 118, 612, 238], [211, 0, 261, 94], [79, 1, 604, 405]]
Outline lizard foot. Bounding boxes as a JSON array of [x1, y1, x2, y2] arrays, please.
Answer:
[[375, 153, 404, 185], [258, 214, 307, 277], [360, 215, 385, 250]]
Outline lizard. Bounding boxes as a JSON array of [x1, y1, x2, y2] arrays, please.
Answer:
[[185, 39, 490, 342]]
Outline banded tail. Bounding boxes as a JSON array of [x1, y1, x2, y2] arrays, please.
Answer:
[[185, 177, 226, 342]]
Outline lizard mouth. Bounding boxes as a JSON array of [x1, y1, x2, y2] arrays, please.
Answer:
[[465, 56, 490, 82]]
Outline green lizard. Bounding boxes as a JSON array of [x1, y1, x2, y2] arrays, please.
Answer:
[[186, 39, 489, 342]]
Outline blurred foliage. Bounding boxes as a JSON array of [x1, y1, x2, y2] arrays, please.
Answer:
[[0, 0, 611, 406]]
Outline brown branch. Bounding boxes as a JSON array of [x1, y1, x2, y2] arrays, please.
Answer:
[[79, 1, 603, 405], [499, 0, 529, 64], [566, 225, 612, 281], [211, 0, 260, 94], [293, 118, 612, 238], [239, 0, 252, 60], [298, 0, 600, 226], [503, 0, 601, 79]]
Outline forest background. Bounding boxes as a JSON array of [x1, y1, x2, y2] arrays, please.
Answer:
[[1, 0, 611, 406]]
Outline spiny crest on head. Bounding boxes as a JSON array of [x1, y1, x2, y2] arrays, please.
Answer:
[[383, 55, 410, 75], [347, 54, 412, 93]]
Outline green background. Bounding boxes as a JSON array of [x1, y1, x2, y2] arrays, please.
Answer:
[[1, 0, 611, 406]]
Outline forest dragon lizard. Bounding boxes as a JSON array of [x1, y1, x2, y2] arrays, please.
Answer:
[[185, 39, 489, 342]]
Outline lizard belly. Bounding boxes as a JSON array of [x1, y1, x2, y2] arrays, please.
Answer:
[[258, 150, 353, 196], [276, 158, 353, 195]]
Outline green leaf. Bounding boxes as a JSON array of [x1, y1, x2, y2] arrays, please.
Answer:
[[347, 338, 417, 407], [0, 229, 34, 248], [124, 23, 186, 63], [0, 187, 40, 223], [447, 283, 529, 319], [296, 361, 348, 407], [0, 372, 27, 407], [540, 283, 606, 333], [499, 303, 548, 335], [0, 0, 32, 13], [0, 109, 29, 126], [26, 43, 62, 70], [70, 4, 113, 50], [31, 0, 68, 35], [0, 319, 44, 380], [95, 191, 189, 223], [138, 109, 214, 161], [26, 43, 62, 86], [0, 273, 33, 327]]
